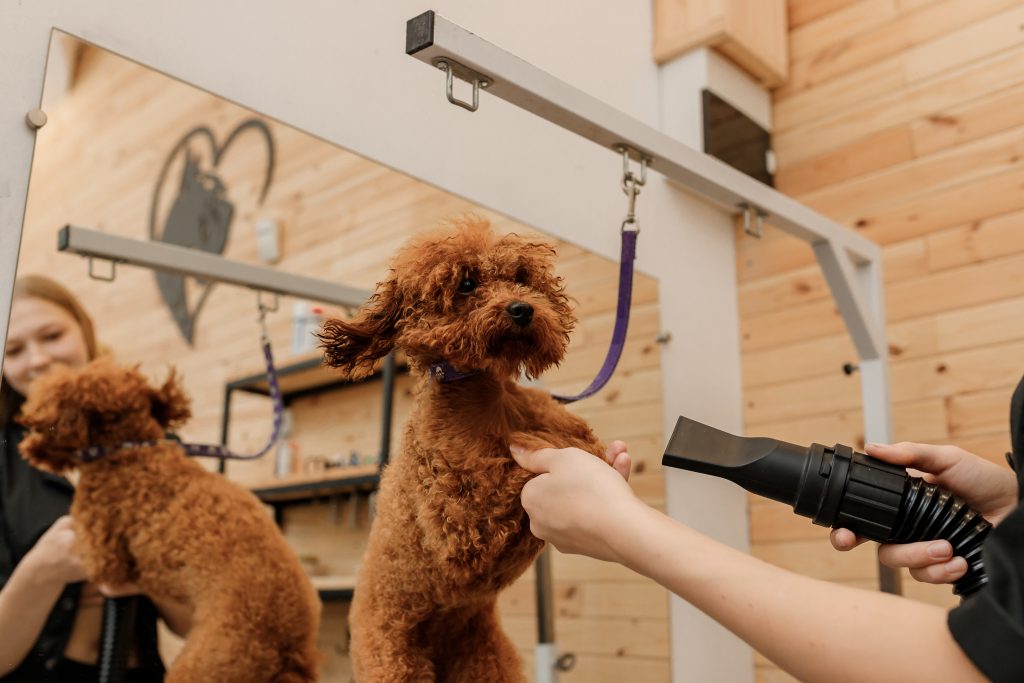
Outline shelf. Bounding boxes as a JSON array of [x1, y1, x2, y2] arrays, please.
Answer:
[[248, 465, 381, 503], [225, 350, 407, 403], [219, 350, 403, 486], [310, 574, 357, 602]]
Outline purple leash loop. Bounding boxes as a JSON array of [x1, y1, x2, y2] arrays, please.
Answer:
[[552, 227, 637, 404], [554, 146, 646, 404], [176, 300, 285, 459]]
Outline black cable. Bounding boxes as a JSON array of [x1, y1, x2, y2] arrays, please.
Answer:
[[98, 596, 139, 683]]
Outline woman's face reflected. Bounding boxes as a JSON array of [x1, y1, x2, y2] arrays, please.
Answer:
[[3, 296, 90, 397]]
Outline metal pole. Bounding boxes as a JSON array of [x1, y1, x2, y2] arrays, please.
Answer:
[[57, 226, 369, 309], [378, 353, 397, 467], [855, 256, 900, 594], [534, 546, 559, 683]]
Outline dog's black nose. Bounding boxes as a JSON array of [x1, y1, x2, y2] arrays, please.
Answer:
[[506, 302, 533, 326]]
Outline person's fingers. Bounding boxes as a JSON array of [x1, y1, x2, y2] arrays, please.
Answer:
[[520, 472, 549, 509], [612, 451, 631, 482], [50, 515, 75, 531], [510, 444, 557, 474], [878, 540, 953, 569], [519, 476, 551, 541], [829, 528, 868, 551], [909, 557, 968, 584], [604, 440, 628, 465], [864, 442, 956, 475], [98, 582, 142, 598]]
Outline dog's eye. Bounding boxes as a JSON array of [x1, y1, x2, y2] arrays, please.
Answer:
[[514, 268, 529, 285], [457, 277, 478, 294]]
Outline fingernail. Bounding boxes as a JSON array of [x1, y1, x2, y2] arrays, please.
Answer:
[[928, 541, 952, 558], [945, 557, 967, 574], [509, 444, 524, 456]]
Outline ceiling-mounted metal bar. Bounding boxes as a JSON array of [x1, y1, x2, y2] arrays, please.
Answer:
[[405, 10, 880, 265], [58, 226, 369, 308]]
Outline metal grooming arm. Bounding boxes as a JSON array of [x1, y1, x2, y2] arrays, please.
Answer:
[[57, 225, 370, 308]]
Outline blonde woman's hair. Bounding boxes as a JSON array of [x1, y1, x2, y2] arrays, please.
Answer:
[[0, 275, 100, 427]]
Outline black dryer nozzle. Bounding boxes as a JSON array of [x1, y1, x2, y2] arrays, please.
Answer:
[[661, 415, 992, 597], [662, 416, 811, 507]]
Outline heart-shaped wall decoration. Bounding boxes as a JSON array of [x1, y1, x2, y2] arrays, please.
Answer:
[[148, 119, 275, 344]]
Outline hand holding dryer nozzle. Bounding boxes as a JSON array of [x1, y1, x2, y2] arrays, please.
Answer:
[[662, 416, 991, 597]]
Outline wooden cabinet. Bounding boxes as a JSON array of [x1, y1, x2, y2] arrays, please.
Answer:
[[654, 0, 789, 86]]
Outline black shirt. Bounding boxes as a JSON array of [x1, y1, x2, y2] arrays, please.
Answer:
[[947, 377, 1024, 682], [0, 422, 165, 682]]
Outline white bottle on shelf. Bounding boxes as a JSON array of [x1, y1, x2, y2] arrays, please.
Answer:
[[274, 409, 295, 478], [291, 301, 324, 355]]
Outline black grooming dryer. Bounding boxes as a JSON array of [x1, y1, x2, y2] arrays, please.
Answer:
[[662, 416, 990, 597]]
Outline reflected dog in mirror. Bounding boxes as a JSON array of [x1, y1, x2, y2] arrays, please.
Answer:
[[18, 359, 321, 683]]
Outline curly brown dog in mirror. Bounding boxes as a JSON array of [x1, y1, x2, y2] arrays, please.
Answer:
[[17, 360, 320, 683], [319, 216, 612, 682]]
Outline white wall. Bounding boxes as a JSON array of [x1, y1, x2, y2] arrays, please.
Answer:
[[0, 2, 750, 680]]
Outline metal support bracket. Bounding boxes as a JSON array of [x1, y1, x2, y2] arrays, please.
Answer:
[[433, 57, 491, 112], [738, 202, 766, 239], [812, 240, 884, 361]]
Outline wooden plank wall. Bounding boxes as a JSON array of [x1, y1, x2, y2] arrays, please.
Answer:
[[17, 45, 670, 681], [745, 1, 1024, 681]]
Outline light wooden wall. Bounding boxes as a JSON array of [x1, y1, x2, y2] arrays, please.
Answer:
[[18, 45, 669, 681], [744, 2, 1024, 681]]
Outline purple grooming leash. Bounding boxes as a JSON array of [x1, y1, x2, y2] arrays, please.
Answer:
[[551, 227, 636, 404], [79, 308, 284, 463]]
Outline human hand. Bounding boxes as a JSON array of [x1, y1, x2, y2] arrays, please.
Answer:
[[23, 516, 88, 586], [603, 440, 632, 482], [830, 442, 1019, 585], [511, 442, 640, 562], [73, 581, 149, 610]]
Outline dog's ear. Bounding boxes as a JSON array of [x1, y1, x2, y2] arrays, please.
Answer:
[[318, 275, 402, 379], [18, 431, 51, 472], [18, 411, 85, 475], [150, 369, 191, 430]]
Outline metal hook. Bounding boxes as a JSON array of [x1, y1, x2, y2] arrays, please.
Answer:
[[87, 257, 117, 282], [739, 203, 766, 239], [256, 290, 280, 314], [616, 145, 649, 234], [435, 59, 490, 112], [615, 144, 649, 188], [256, 291, 279, 343], [555, 652, 577, 672]]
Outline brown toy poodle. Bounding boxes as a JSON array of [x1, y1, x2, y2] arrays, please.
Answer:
[[18, 359, 321, 683], [319, 216, 609, 682]]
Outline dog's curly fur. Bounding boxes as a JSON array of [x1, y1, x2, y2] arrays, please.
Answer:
[[319, 216, 607, 682], [17, 360, 321, 683]]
